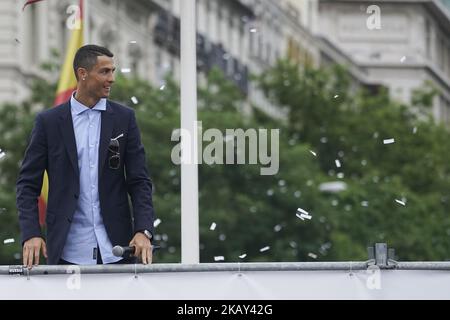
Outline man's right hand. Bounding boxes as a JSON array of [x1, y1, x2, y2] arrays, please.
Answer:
[[22, 237, 47, 269]]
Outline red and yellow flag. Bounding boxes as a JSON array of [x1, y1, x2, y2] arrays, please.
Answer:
[[25, 0, 85, 225]]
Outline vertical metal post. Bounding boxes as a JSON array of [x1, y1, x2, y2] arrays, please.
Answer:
[[180, 0, 199, 264]]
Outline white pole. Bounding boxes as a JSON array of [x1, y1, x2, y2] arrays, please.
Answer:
[[82, 0, 90, 44], [180, 0, 199, 264]]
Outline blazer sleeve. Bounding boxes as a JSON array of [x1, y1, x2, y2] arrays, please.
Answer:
[[16, 113, 48, 244], [124, 109, 155, 236]]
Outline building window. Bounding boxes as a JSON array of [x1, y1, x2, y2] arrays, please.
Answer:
[[425, 19, 431, 59], [266, 43, 271, 63], [29, 5, 39, 66]]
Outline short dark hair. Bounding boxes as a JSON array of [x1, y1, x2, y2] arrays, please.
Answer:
[[73, 44, 114, 80]]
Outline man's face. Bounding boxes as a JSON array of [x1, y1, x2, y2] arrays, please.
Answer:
[[84, 55, 116, 99]]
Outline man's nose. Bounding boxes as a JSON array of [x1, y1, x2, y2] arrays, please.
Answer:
[[108, 72, 115, 83]]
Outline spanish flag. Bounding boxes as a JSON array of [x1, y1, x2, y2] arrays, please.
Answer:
[[24, 0, 85, 225]]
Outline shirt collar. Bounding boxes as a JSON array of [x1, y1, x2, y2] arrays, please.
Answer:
[[70, 92, 107, 115]]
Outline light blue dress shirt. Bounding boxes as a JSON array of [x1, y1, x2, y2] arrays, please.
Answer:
[[60, 93, 122, 264]]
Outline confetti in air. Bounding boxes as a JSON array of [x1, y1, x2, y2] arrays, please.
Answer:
[[383, 138, 395, 144], [296, 207, 312, 220], [259, 246, 270, 252], [361, 201, 369, 207], [413, 127, 417, 134], [309, 150, 317, 157], [159, 84, 166, 90], [0, 151, 5, 160], [209, 222, 217, 231], [153, 218, 161, 228], [214, 256, 224, 261], [274, 224, 282, 232], [239, 254, 247, 259], [250, 28, 257, 33], [334, 94, 339, 99], [3, 239, 14, 244], [395, 199, 406, 206], [308, 253, 318, 259], [129, 40, 137, 44], [400, 56, 406, 63], [131, 96, 138, 105], [121, 68, 131, 73], [335, 159, 341, 168]]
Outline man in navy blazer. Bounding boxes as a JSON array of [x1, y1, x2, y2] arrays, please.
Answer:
[[16, 45, 155, 267]]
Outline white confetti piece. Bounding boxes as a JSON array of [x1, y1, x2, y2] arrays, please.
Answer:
[[274, 224, 282, 232], [259, 246, 270, 252], [413, 127, 417, 134], [361, 201, 369, 207], [131, 96, 138, 105], [239, 254, 247, 259], [297, 207, 309, 215], [301, 213, 312, 220], [153, 218, 161, 228], [129, 40, 137, 44], [250, 28, 257, 33], [214, 256, 224, 261], [334, 94, 339, 99], [159, 84, 166, 90], [210, 222, 217, 231], [121, 68, 131, 73], [309, 150, 317, 157], [3, 238, 14, 244], [308, 252, 317, 259], [337, 172, 344, 179], [335, 159, 341, 168], [383, 138, 395, 144], [296, 212, 312, 220], [0, 152, 5, 160], [400, 56, 406, 63], [395, 199, 406, 206]]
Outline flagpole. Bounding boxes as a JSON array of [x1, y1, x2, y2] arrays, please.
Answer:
[[180, 0, 199, 264], [82, 0, 89, 44]]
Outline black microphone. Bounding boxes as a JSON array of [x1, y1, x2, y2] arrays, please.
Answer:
[[112, 245, 135, 257], [112, 245, 161, 257]]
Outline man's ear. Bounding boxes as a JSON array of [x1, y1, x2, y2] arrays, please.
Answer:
[[76, 67, 87, 81]]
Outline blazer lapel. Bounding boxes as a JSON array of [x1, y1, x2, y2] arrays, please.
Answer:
[[98, 101, 115, 179], [58, 102, 79, 177]]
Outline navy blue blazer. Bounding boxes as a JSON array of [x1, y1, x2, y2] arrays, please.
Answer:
[[16, 100, 155, 265]]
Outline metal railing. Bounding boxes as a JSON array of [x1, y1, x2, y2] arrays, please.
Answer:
[[2, 243, 450, 276]]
